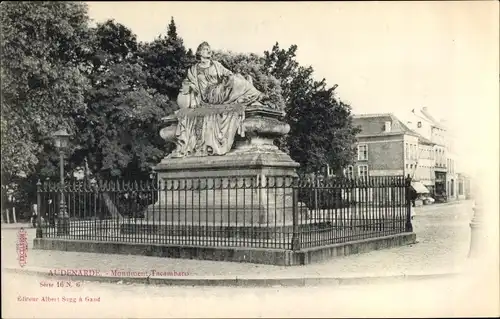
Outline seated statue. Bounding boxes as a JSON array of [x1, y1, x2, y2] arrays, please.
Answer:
[[171, 42, 268, 158], [177, 42, 265, 108]]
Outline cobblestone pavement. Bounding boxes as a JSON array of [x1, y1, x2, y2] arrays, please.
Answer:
[[1, 201, 474, 278], [3, 269, 498, 318]]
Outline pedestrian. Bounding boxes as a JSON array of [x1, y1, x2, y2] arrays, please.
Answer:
[[30, 203, 40, 227], [410, 188, 417, 207]]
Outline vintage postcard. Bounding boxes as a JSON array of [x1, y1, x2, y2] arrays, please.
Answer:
[[1, 1, 499, 318]]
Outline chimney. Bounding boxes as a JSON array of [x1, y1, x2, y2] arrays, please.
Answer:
[[384, 121, 391, 132]]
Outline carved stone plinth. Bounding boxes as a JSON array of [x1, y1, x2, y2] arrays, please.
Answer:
[[147, 105, 300, 226], [160, 105, 291, 153]]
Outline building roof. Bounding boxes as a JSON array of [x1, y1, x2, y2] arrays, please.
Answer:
[[352, 113, 419, 138], [418, 108, 446, 130]]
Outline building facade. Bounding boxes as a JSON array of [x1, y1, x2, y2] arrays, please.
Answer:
[[413, 136, 436, 194], [350, 114, 430, 195], [405, 107, 449, 198], [456, 173, 471, 200], [350, 114, 409, 178], [446, 154, 457, 200]]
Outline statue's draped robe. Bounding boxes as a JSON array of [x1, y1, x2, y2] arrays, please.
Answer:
[[172, 61, 262, 157]]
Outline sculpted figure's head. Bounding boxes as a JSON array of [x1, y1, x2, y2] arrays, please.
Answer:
[[196, 42, 212, 61]]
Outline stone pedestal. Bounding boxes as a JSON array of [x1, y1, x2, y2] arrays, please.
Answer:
[[147, 105, 300, 228], [469, 200, 485, 258]]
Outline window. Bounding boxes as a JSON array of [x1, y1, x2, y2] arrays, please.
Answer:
[[405, 143, 409, 159], [417, 121, 422, 128], [358, 165, 368, 179], [384, 121, 391, 132], [358, 144, 368, 160], [344, 165, 354, 179]]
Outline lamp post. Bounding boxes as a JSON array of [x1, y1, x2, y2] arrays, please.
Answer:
[[52, 129, 71, 236]]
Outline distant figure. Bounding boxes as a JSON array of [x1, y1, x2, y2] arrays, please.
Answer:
[[410, 188, 417, 207], [30, 204, 45, 227], [30, 204, 37, 227]]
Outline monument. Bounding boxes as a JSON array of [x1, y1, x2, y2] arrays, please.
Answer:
[[146, 42, 300, 236]]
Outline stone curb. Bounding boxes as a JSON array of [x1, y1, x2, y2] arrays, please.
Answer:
[[1, 224, 33, 230], [415, 201, 466, 210], [3, 266, 462, 287]]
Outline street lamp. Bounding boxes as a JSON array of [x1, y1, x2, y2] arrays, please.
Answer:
[[52, 128, 71, 235]]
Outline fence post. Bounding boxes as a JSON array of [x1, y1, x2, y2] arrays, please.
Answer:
[[36, 179, 43, 238], [405, 175, 413, 232], [291, 181, 301, 251]]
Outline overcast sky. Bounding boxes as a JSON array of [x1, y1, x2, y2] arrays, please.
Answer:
[[86, 1, 499, 173]]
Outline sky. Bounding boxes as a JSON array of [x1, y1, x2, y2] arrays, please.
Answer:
[[86, 1, 499, 174]]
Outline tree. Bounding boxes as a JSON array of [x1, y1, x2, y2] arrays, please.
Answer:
[[263, 43, 300, 104], [1, 1, 93, 206], [140, 17, 195, 102], [263, 43, 360, 174], [78, 20, 171, 180]]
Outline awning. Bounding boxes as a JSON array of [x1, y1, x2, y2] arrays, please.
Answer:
[[411, 181, 430, 194]]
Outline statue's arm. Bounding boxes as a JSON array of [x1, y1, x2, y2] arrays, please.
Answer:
[[214, 60, 233, 77], [215, 60, 255, 84]]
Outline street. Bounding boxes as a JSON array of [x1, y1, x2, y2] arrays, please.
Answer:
[[2, 201, 475, 278], [2, 200, 499, 318]]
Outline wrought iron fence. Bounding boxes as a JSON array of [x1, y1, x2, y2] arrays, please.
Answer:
[[36, 175, 412, 250]]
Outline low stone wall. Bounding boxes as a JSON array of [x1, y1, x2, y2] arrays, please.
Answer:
[[33, 232, 416, 266]]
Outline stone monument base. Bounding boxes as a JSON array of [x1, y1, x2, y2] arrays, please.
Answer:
[[146, 148, 300, 226], [148, 105, 302, 239]]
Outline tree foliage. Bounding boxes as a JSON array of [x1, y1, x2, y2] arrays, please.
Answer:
[[78, 19, 171, 180], [264, 43, 360, 174], [1, 1, 92, 207], [1, 2, 91, 179], [139, 17, 195, 102]]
